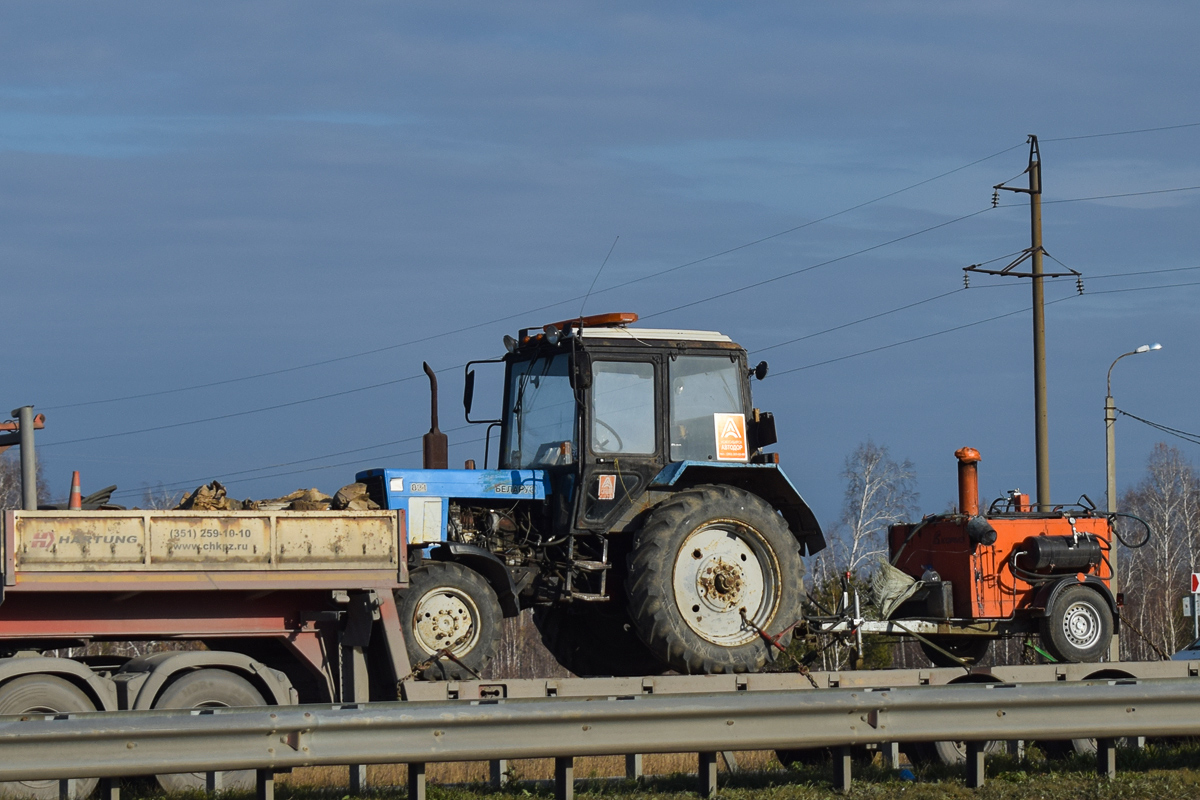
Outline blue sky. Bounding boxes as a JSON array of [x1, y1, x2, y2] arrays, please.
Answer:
[[3, 2, 1198, 525]]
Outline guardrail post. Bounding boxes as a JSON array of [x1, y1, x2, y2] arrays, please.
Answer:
[[58, 778, 75, 800], [256, 770, 274, 800], [624, 753, 642, 780], [489, 759, 509, 788], [882, 742, 900, 769], [98, 777, 119, 800], [407, 763, 426, 800], [1096, 738, 1117, 779], [555, 756, 574, 800], [965, 741, 986, 788], [348, 764, 367, 794], [698, 752, 718, 798], [833, 746, 852, 793], [205, 771, 223, 793], [1006, 740, 1025, 759]]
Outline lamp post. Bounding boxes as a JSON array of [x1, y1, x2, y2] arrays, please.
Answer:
[[1105, 342, 1162, 661]]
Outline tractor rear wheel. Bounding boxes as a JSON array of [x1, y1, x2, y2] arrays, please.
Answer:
[[1039, 584, 1112, 663], [397, 561, 502, 680], [626, 484, 804, 674]]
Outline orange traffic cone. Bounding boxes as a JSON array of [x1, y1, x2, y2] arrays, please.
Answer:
[[68, 471, 82, 510]]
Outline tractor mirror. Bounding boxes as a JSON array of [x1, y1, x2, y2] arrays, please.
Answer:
[[463, 370, 476, 416], [753, 361, 769, 381], [571, 353, 593, 390]]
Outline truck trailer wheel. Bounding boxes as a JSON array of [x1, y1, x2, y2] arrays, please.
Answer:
[[626, 484, 804, 674], [1039, 584, 1112, 663], [153, 670, 266, 793], [0, 675, 98, 800], [397, 561, 502, 680]]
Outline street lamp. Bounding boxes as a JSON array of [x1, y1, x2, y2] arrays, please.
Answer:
[[1105, 342, 1162, 661]]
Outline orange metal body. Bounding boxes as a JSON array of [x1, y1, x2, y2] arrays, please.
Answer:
[[888, 514, 1112, 620]]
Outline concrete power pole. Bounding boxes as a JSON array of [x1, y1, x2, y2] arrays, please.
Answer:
[[965, 135, 1081, 512]]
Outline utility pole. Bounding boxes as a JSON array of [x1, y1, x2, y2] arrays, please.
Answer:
[[965, 135, 1080, 512]]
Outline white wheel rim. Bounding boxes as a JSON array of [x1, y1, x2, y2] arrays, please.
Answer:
[[671, 521, 780, 646], [413, 587, 481, 656], [1062, 600, 1101, 649]]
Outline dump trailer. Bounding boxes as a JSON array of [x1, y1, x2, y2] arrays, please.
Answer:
[[0, 503, 412, 796]]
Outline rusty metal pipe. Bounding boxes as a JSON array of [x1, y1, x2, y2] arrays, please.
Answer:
[[955, 447, 981, 516]]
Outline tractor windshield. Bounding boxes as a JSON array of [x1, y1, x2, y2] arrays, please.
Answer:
[[503, 353, 577, 469], [669, 355, 744, 461]]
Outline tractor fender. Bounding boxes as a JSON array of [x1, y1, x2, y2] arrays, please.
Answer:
[[116, 650, 296, 710], [0, 655, 119, 711], [1029, 576, 1120, 631], [427, 542, 521, 617], [650, 462, 826, 555]]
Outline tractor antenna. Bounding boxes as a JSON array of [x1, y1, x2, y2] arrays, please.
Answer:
[[580, 236, 619, 318]]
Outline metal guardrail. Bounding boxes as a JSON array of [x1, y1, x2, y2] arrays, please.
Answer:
[[1, 678, 1198, 798]]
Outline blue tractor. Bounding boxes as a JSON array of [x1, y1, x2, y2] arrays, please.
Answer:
[[357, 313, 825, 678]]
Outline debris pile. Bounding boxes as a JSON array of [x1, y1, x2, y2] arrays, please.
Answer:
[[172, 481, 379, 512]]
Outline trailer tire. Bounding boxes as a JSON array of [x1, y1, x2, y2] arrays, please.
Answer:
[[153, 670, 266, 793], [905, 738, 1006, 767], [626, 484, 804, 674], [0, 675, 98, 800], [918, 636, 991, 668], [1039, 584, 1112, 663], [532, 606, 668, 677], [397, 561, 502, 681]]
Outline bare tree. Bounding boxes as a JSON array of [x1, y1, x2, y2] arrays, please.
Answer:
[[140, 482, 184, 510], [1117, 442, 1200, 661], [0, 451, 50, 509], [834, 440, 920, 575], [799, 440, 919, 671]]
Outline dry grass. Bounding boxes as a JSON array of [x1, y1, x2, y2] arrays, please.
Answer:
[[275, 751, 777, 788]]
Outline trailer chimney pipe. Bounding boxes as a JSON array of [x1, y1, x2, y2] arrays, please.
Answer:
[[13, 406, 36, 511], [955, 447, 981, 516]]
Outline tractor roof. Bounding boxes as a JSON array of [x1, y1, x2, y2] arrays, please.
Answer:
[[578, 327, 732, 343]]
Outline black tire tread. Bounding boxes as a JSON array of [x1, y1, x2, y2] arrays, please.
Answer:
[[626, 484, 804, 674], [396, 561, 503, 681]]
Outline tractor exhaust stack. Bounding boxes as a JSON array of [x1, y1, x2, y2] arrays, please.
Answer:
[[422, 362, 448, 470]]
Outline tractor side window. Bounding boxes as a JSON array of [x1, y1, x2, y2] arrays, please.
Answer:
[[504, 353, 577, 469], [669, 356, 743, 461], [590, 361, 656, 455]]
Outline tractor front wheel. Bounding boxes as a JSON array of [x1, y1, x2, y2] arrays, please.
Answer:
[[397, 562, 502, 680], [626, 484, 804, 674], [1039, 584, 1112, 663]]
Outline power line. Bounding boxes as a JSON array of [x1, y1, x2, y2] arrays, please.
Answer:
[[1117, 409, 1200, 447], [108, 427, 470, 497], [42, 142, 1029, 413], [1043, 185, 1200, 205], [1043, 122, 1200, 142], [39, 369, 462, 448], [765, 294, 1078, 377], [643, 206, 995, 322]]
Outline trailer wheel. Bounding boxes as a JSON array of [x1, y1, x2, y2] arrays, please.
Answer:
[[626, 484, 804, 674], [1039, 584, 1112, 663], [918, 636, 991, 668], [532, 605, 668, 677], [153, 670, 266, 793], [905, 738, 1006, 767], [397, 561, 502, 680], [0, 675, 98, 800]]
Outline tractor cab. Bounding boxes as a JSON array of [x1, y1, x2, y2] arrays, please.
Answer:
[[467, 312, 782, 538]]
